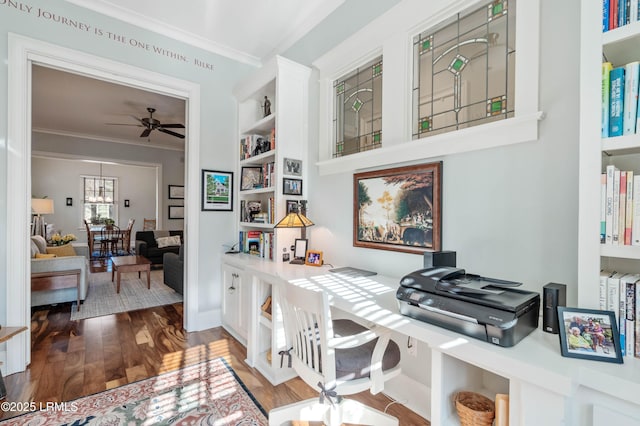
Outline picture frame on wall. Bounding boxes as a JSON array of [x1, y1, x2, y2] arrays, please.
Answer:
[[283, 178, 303, 196], [168, 185, 184, 199], [286, 199, 299, 213], [168, 205, 184, 219], [353, 162, 442, 254], [557, 307, 623, 364], [201, 169, 233, 211], [284, 158, 302, 176]]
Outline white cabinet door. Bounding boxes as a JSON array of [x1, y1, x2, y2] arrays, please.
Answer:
[[221, 263, 247, 344]]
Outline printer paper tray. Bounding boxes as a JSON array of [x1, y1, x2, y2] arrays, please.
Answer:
[[398, 302, 488, 342]]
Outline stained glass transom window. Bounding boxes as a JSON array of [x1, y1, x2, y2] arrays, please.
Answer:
[[412, 0, 515, 139], [333, 56, 383, 157]]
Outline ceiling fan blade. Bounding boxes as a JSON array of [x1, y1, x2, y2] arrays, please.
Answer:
[[157, 128, 185, 139], [105, 123, 143, 127], [140, 128, 152, 138], [130, 115, 146, 125], [159, 123, 185, 128]]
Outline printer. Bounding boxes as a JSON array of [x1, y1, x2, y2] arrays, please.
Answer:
[[396, 267, 540, 347]]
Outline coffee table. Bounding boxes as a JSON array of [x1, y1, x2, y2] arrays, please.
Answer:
[[111, 255, 152, 293]]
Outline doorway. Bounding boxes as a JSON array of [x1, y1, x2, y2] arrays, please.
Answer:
[[7, 33, 201, 375]]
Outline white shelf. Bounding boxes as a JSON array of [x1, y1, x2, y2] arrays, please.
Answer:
[[241, 113, 276, 135], [259, 314, 272, 328], [239, 187, 275, 195], [239, 221, 274, 229], [602, 134, 640, 156], [240, 149, 276, 166], [600, 244, 640, 259], [603, 21, 640, 65]]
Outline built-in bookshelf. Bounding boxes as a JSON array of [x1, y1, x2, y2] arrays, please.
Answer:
[[579, 2, 640, 365], [232, 56, 310, 262]]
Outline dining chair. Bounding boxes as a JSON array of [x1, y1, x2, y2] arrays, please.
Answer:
[[84, 219, 102, 258], [100, 225, 121, 257], [143, 218, 156, 231], [269, 283, 401, 426]]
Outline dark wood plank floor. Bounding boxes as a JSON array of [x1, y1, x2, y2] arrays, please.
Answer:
[[1, 300, 428, 425]]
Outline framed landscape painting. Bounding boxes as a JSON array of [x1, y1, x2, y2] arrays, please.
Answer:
[[353, 162, 442, 254], [201, 169, 233, 211]]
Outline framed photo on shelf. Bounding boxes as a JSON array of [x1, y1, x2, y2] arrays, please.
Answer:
[[283, 178, 303, 195], [305, 250, 323, 266], [241, 166, 263, 190], [284, 158, 302, 176], [168, 185, 184, 199], [286, 199, 299, 213], [353, 162, 442, 254], [557, 307, 623, 364], [168, 205, 184, 219], [201, 169, 233, 211]]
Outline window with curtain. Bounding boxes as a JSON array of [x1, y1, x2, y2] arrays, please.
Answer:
[[83, 176, 118, 224], [333, 55, 383, 158], [412, 0, 515, 139]]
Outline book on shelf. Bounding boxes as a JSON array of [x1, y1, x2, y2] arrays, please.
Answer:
[[625, 171, 634, 245], [609, 66, 625, 137], [619, 0, 628, 27], [624, 276, 637, 357], [633, 175, 640, 245], [610, 0, 619, 31], [613, 168, 621, 244], [602, 62, 613, 137], [607, 272, 623, 315], [636, 282, 640, 357], [624, 61, 640, 135], [604, 0, 611, 32], [619, 171, 627, 244], [600, 270, 613, 310], [601, 174, 607, 244], [605, 165, 617, 244]]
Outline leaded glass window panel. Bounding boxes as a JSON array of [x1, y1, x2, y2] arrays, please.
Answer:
[[412, 0, 515, 139], [333, 56, 383, 157]]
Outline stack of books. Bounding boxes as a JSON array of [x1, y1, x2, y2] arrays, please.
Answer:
[[602, 61, 640, 138], [599, 270, 640, 359], [601, 165, 640, 246], [603, 0, 640, 32]]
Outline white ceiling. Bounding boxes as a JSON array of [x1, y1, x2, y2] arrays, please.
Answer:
[[34, 0, 350, 151]]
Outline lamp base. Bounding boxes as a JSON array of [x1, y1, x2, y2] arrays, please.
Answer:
[[289, 258, 305, 265]]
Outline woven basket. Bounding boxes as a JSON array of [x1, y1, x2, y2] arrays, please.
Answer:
[[454, 391, 495, 426]]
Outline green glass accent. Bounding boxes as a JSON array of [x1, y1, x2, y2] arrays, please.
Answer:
[[372, 62, 383, 77], [336, 82, 345, 95], [420, 118, 430, 132], [492, 3, 503, 15], [422, 39, 431, 51], [452, 59, 464, 71], [352, 98, 363, 112], [448, 54, 468, 75], [487, 96, 506, 116], [373, 132, 381, 143], [491, 100, 502, 112]]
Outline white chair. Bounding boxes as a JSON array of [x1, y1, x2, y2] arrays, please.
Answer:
[[269, 283, 401, 426]]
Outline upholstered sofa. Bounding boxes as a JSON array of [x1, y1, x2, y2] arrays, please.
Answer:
[[163, 244, 184, 294], [135, 230, 183, 265], [30, 236, 90, 307]]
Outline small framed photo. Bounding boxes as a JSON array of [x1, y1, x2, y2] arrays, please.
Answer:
[[66, 197, 73, 206], [293, 238, 308, 259], [305, 250, 323, 266], [284, 158, 302, 176], [283, 178, 303, 196], [286, 199, 299, 213], [168, 205, 184, 219], [241, 166, 263, 190], [202, 169, 233, 211], [168, 185, 184, 199], [557, 307, 623, 364]]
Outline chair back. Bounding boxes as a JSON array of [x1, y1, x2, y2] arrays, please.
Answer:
[[280, 284, 338, 391], [143, 218, 156, 231], [124, 218, 135, 252], [101, 224, 121, 241]]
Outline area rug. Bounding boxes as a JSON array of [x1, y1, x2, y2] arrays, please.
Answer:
[[70, 270, 183, 321], [1, 357, 268, 425]]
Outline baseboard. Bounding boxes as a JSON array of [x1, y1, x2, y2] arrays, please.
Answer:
[[191, 308, 222, 331], [383, 372, 431, 421]]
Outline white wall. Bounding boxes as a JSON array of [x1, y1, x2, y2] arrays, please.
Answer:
[[304, 0, 580, 301], [31, 156, 157, 243]]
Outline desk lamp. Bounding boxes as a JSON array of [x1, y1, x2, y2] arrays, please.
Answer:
[[31, 198, 55, 238], [274, 200, 314, 264]]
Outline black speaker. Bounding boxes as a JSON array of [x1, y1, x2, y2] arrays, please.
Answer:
[[424, 251, 457, 268], [542, 283, 566, 334]]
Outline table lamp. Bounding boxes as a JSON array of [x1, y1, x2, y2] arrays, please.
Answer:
[[31, 198, 55, 238], [274, 200, 314, 264]]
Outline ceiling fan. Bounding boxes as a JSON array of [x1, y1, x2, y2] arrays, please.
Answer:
[[107, 107, 185, 139]]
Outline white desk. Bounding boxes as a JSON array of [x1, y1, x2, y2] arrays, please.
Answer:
[[222, 254, 640, 425]]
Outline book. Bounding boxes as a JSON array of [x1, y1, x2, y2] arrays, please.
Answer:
[[619, 170, 627, 244], [609, 66, 625, 136], [619, 0, 629, 27], [601, 173, 607, 243], [636, 281, 640, 357], [625, 171, 634, 245], [619, 273, 639, 356], [607, 272, 623, 315], [633, 175, 640, 245], [624, 276, 637, 357], [605, 165, 617, 244], [604, 0, 611, 32], [624, 62, 640, 134], [612, 168, 621, 244], [631, 0, 639, 23], [600, 270, 613, 310], [611, 0, 619, 30], [603, 62, 613, 137]]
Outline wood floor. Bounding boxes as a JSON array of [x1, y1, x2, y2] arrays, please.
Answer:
[[1, 300, 428, 425]]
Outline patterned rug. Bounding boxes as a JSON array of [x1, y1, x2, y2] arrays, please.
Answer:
[[70, 270, 183, 320], [1, 357, 268, 425]]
